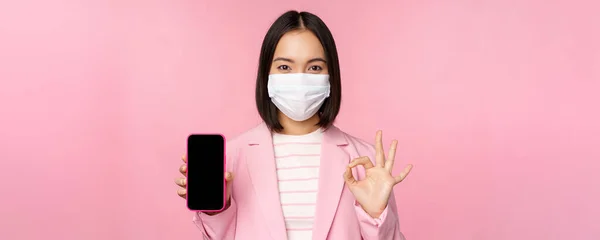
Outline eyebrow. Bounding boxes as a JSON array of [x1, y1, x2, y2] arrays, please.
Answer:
[[272, 57, 327, 63]]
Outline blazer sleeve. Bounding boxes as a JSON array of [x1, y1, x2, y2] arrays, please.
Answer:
[[355, 191, 406, 240], [354, 143, 407, 240], [193, 200, 237, 240], [191, 138, 240, 240]]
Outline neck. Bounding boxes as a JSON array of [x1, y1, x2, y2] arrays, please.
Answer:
[[278, 112, 321, 135]]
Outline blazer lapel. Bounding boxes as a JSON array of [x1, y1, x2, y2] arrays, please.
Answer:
[[246, 123, 288, 240], [312, 126, 350, 240]]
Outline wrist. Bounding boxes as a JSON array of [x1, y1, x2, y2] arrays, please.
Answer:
[[203, 198, 231, 216], [355, 201, 385, 219], [367, 209, 383, 219]]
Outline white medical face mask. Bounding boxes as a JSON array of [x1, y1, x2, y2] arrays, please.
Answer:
[[267, 73, 331, 122]]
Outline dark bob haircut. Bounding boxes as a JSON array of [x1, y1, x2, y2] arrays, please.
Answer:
[[255, 10, 342, 132]]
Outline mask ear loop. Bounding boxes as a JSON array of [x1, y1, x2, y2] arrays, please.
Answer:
[[318, 84, 331, 115], [317, 97, 329, 115]]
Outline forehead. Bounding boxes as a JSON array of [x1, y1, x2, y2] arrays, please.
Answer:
[[273, 30, 325, 59]]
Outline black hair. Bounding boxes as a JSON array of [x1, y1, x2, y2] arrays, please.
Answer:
[[255, 10, 342, 132]]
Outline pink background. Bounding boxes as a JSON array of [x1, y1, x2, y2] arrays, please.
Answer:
[[1, 0, 599, 239]]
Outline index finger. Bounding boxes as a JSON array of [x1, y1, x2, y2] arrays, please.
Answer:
[[375, 130, 385, 167], [182, 154, 187, 163]]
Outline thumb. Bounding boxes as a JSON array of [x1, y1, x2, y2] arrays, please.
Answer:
[[343, 167, 357, 186], [225, 172, 234, 201], [225, 172, 234, 182]]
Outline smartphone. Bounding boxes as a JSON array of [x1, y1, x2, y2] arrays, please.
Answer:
[[186, 134, 226, 212]]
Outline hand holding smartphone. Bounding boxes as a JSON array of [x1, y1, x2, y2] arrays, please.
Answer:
[[184, 134, 231, 212]]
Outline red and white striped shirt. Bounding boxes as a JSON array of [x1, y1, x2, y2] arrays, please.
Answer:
[[272, 128, 323, 240]]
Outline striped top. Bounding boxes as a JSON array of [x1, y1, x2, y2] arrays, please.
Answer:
[[272, 128, 323, 240]]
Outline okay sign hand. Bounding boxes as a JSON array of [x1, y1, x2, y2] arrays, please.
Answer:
[[343, 130, 413, 218]]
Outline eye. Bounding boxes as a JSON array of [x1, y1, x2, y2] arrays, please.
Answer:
[[309, 66, 323, 71], [277, 65, 291, 71]]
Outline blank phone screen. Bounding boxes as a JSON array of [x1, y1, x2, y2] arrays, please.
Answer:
[[187, 134, 225, 211]]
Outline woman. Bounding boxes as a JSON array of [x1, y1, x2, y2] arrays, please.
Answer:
[[175, 10, 413, 240]]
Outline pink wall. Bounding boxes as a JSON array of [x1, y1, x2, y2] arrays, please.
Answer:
[[1, 0, 599, 239]]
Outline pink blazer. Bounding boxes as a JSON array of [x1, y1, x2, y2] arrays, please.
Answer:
[[193, 123, 406, 240]]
